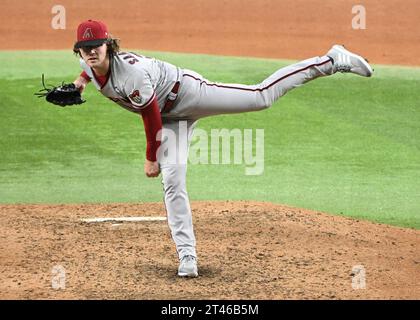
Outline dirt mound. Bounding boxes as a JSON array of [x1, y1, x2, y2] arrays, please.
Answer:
[[0, 201, 418, 299]]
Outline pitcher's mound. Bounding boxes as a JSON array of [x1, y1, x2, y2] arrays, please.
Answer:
[[0, 201, 418, 299]]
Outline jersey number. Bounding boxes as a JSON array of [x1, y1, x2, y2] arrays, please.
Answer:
[[120, 52, 140, 65]]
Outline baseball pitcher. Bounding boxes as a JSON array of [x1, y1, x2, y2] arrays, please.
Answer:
[[39, 20, 373, 277]]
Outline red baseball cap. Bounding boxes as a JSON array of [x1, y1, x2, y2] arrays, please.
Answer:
[[74, 19, 109, 49]]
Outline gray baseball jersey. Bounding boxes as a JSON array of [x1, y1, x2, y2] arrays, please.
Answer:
[[80, 51, 181, 112]]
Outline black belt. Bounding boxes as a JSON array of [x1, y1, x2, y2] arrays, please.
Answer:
[[162, 81, 180, 113]]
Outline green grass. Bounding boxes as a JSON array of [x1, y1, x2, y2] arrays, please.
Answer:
[[0, 50, 419, 229]]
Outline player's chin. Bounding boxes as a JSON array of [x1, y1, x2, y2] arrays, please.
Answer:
[[86, 59, 98, 67]]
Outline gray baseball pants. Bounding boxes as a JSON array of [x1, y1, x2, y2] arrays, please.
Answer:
[[159, 56, 334, 260]]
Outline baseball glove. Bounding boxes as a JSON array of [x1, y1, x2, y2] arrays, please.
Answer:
[[34, 74, 86, 107]]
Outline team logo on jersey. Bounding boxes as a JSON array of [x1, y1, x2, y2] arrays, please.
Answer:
[[82, 28, 94, 39], [129, 89, 143, 105]]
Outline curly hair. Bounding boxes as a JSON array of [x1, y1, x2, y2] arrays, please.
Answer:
[[106, 37, 120, 54]]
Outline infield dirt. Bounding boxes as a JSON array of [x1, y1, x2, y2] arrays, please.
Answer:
[[0, 201, 418, 299], [1, 0, 420, 65]]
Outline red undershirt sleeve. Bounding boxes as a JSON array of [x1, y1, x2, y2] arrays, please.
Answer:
[[140, 96, 162, 162], [80, 71, 91, 82]]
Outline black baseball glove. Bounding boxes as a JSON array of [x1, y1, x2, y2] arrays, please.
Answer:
[[34, 74, 86, 107]]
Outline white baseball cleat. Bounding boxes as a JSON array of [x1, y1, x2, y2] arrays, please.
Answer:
[[327, 44, 373, 77], [178, 255, 198, 277]]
